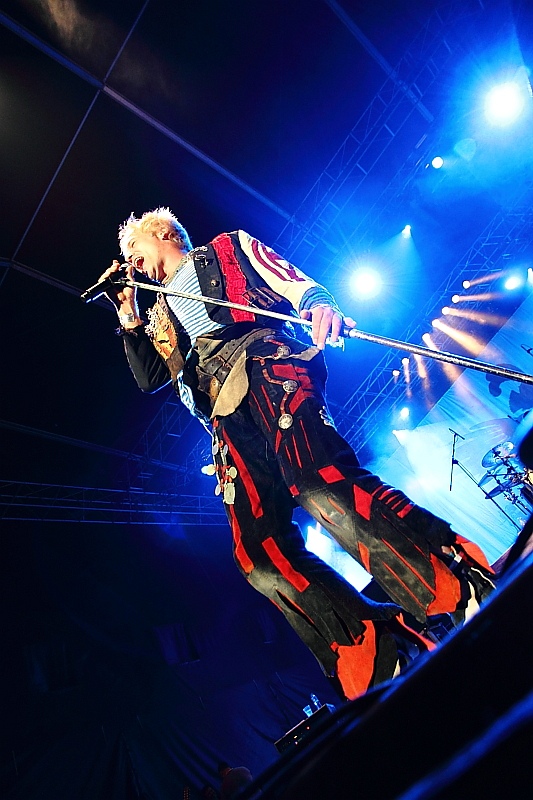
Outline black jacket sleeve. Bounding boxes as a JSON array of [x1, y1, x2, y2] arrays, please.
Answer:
[[121, 325, 171, 393]]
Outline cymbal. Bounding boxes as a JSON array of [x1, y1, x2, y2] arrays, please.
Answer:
[[486, 479, 516, 499], [481, 441, 516, 468], [478, 465, 507, 487]]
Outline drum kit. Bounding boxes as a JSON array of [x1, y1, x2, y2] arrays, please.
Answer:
[[478, 441, 533, 510]]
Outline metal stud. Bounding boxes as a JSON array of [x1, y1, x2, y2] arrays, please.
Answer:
[[227, 466, 238, 479], [282, 379, 298, 393], [276, 344, 291, 358], [278, 413, 293, 430]]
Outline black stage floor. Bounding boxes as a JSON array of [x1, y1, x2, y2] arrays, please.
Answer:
[[240, 549, 533, 799]]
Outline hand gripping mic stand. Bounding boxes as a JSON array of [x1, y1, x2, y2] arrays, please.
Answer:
[[84, 275, 533, 387]]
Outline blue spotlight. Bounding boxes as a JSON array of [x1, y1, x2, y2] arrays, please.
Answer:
[[350, 268, 383, 299], [484, 81, 526, 126], [431, 156, 444, 169], [401, 224, 412, 239]]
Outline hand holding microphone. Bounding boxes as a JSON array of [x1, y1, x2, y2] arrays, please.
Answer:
[[80, 260, 136, 304], [81, 260, 142, 329]]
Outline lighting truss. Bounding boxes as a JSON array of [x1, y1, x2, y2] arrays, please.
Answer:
[[333, 182, 533, 454], [273, 0, 485, 270], [0, 480, 226, 526]]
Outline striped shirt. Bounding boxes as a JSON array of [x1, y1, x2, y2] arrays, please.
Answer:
[[164, 252, 223, 347]]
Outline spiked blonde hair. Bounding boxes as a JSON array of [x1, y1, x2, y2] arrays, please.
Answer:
[[118, 207, 192, 256]]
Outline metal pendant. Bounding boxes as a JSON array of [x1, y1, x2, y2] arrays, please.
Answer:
[[223, 482, 236, 504], [276, 344, 291, 358]]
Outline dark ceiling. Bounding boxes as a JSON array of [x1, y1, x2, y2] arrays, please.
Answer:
[[1, 0, 532, 495]]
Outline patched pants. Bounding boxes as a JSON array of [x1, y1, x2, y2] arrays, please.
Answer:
[[209, 333, 493, 699]]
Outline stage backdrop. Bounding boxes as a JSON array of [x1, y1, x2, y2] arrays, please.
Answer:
[[368, 289, 533, 564]]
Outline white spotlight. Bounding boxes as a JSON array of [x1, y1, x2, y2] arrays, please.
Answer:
[[431, 156, 444, 169], [350, 268, 383, 299], [401, 225, 412, 239], [504, 275, 524, 291], [485, 81, 526, 126], [399, 407, 410, 420]]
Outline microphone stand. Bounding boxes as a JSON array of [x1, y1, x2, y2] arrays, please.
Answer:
[[448, 428, 465, 492], [90, 276, 533, 387]]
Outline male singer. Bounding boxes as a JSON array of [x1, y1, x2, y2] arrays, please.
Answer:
[[96, 207, 495, 700]]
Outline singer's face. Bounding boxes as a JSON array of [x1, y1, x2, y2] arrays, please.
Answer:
[[124, 232, 169, 282]]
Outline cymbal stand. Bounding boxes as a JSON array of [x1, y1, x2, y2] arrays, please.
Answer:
[[448, 428, 465, 492], [452, 458, 522, 532]]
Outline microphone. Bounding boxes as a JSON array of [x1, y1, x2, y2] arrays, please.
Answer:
[[448, 428, 465, 441], [80, 264, 130, 304]]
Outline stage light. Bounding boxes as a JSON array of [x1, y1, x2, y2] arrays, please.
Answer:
[[451, 294, 460, 303], [432, 318, 494, 357], [462, 280, 471, 289], [399, 407, 410, 420], [504, 275, 524, 290], [431, 156, 444, 169], [413, 354, 428, 380], [401, 357, 411, 387], [422, 332, 436, 348], [350, 268, 383, 299], [484, 81, 526, 126], [392, 369, 400, 377], [442, 306, 506, 326], [392, 429, 409, 445], [463, 270, 505, 288], [401, 225, 412, 239]]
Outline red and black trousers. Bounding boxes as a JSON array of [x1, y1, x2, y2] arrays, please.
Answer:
[[209, 333, 493, 699]]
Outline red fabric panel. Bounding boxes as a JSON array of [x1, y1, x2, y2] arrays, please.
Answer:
[[291, 434, 303, 468], [299, 419, 314, 461], [358, 541, 371, 573], [332, 622, 377, 701], [212, 233, 255, 322], [223, 430, 263, 519], [455, 534, 495, 574], [249, 390, 272, 431], [426, 553, 462, 615], [260, 383, 276, 417], [228, 505, 254, 574], [382, 562, 427, 614], [397, 503, 414, 519], [381, 539, 437, 596], [262, 536, 310, 592], [318, 465, 344, 483], [352, 484, 373, 521]]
